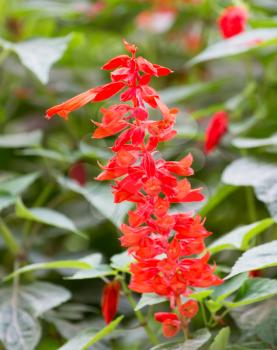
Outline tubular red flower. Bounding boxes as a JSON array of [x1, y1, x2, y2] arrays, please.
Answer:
[[46, 39, 223, 338], [218, 6, 248, 39], [101, 280, 121, 324], [204, 111, 228, 154]]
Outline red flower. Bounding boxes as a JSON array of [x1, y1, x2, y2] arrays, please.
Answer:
[[204, 111, 228, 154], [179, 300, 199, 318], [218, 6, 248, 39], [68, 161, 86, 186], [101, 280, 121, 324], [46, 40, 223, 337]]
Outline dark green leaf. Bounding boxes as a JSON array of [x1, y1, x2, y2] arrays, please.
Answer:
[[209, 327, 230, 350]]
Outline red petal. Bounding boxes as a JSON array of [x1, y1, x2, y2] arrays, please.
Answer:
[[92, 82, 126, 102], [102, 55, 130, 70]]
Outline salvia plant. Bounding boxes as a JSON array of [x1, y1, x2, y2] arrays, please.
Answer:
[[0, 1, 276, 350]]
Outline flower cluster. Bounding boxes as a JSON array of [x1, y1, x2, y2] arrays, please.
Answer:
[[46, 40, 222, 338]]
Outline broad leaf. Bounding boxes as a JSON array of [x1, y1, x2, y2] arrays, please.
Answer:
[[110, 251, 134, 272], [0, 172, 39, 196], [58, 316, 123, 350], [135, 293, 167, 311], [57, 176, 131, 228], [209, 327, 230, 350], [0, 130, 42, 148], [15, 198, 85, 238], [67, 264, 115, 280], [189, 29, 277, 65], [222, 157, 277, 187], [212, 273, 248, 302], [199, 185, 237, 217], [225, 278, 277, 308], [256, 308, 277, 348], [151, 329, 211, 350], [0, 194, 16, 212], [0, 282, 71, 317], [232, 133, 277, 149], [0, 304, 41, 350], [209, 219, 274, 254], [3, 260, 91, 281], [0, 35, 72, 83], [227, 241, 277, 279]]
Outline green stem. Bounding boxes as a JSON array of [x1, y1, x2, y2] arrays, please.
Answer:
[[0, 218, 20, 255], [120, 277, 159, 345]]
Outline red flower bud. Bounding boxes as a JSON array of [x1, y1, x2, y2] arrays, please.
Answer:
[[101, 280, 121, 324]]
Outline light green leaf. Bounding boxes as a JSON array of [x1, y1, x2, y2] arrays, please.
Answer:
[[256, 308, 277, 348], [222, 157, 277, 186], [189, 29, 277, 65], [19, 282, 71, 317], [0, 130, 42, 148], [225, 278, 277, 308], [159, 80, 225, 104], [209, 327, 230, 350], [67, 264, 115, 280], [190, 289, 213, 301], [110, 251, 134, 272], [212, 273, 248, 302], [0, 194, 16, 212], [3, 260, 91, 282], [0, 172, 39, 196], [58, 316, 123, 350], [232, 133, 277, 149], [15, 198, 85, 238], [199, 185, 237, 217], [0, 304, 41, 350], [222, 157, 277, 187], [135, 293, 167, 311], [57, 176, 131, 228], [151, 329, 211, 350], [0, 35, 72, 84], [209, 219, 275, 254], [227, 241, 277, 279]]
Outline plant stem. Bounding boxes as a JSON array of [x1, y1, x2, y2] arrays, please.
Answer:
[[199, 301, 208, 327], [0, 218, 20, 255], [120, 277, 159, 345]]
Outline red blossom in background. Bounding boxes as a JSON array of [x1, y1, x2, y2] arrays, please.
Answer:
[[101, 280, 121, 324], [204, 111, 228, 154], [46, 40, 222, 336], [218, 6, 248, 39], [68, 161, 87, 186]]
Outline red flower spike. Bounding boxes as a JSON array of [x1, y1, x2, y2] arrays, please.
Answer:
[[204, 111, 228, 154], [101, 280, 121, 324], [218, 6, 248, 39], [179, 300, 199, 318], [46, 40, 223, 337]]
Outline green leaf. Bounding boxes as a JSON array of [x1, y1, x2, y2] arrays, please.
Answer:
[[0, 172, 39, 196], [209, 219, 275, 254], [189, 289, 213, 301], [159, 80, 225, 104], [57, 176, 131, 228], [110, 251, 134, 272], [227, 241, 277, 279], [150, 329, 211, 350], [225, 278, 277, 308], [209, 327, 230, 350], [0, 35, 72, 84], [256, 308, 277, 348], [199, 185, 237, 217], [0, 194, 16, 212], [222, 157, 277, 187], [205, 300, 222, 313], [0, 282, 71, 317], [58, 316, 123, 350], [212, 273, 248, 302], [189, 29, 277, 65], [67, 264, 115, 280], [15, 198, 86, 238], [0, 130, 42, 148], [232, 133, 277, 149], [0, 304, 41, 350], [135, 293, 167, 311], [3, 260, 91, 282]]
